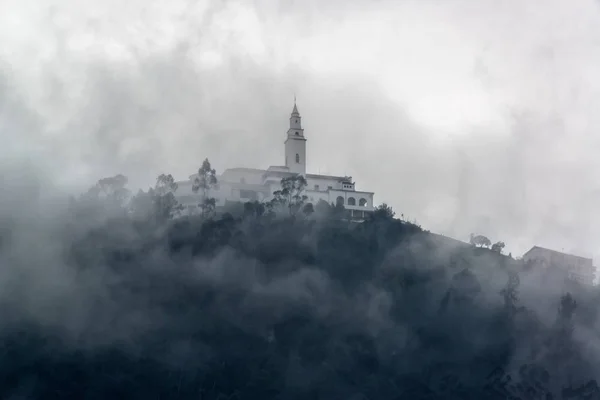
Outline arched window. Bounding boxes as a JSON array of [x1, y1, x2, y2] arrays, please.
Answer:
[[348, 197, 356, 206], [336, 196, 344, 206], [295, 132, 299, 136], [296, 153, 300, 163], [359, 198, 367, 207]]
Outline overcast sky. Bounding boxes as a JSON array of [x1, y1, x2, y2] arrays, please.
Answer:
[[2, 0, 600, 258]]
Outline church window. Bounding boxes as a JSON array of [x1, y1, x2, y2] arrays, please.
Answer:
[[296, 153, 300, 163], [295, 132, 299, 136], [359, 198, 367, 207], [336, 196, 344, 206], [348, 197, 356, 206]]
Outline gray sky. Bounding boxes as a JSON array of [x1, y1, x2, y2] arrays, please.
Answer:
[[2, 0, 600, 258]]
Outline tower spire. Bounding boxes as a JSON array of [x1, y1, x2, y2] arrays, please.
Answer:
[[292, 94, 299, 116], [285, 96, 306, 174]]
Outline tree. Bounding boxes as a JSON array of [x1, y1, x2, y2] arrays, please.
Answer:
[[271, 175, 308, 216], [439, 268, 482, 312], [469, 233, 491, 248], [154, 173, 177, 196], [152, 174, 183, 221], [302, 202, 314, 217], [243, 201, 265, 218], [129, 174, 183, 223], [129, 189, 153, 219], [263, 200, 277, 220], [78, 174, 131, 216], [200, 197, 217, 218], [329, 202, 347, 220], [193, 158, 218, 218], [545, 293, 578, 371], [314, 199, 332, 217], [500, 270, 522, 319], [491, 241, 506, 253], [94, 174, 130, 206], [557, 293, 577, 328], [372, 203, 395, 220], [480, 237, 492, 248]]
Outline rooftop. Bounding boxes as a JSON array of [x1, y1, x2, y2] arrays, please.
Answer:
[[524, 246, 592, 262]]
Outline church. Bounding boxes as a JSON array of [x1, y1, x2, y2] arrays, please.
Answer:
[[175, 101, 375, 220]]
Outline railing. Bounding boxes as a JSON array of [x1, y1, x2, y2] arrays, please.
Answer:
[[344, 204, 375, 211]]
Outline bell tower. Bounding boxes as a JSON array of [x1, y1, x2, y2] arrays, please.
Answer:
[[285, 99, 306, 174]]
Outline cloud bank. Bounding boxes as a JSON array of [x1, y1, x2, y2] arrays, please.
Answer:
[[2, 0, 600, 258]]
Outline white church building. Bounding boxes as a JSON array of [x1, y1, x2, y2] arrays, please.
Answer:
[[175, 101, 375, 220]]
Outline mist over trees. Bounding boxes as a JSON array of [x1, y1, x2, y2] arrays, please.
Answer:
[[1, 159, 600, 399], [193, 158, 218, 218]]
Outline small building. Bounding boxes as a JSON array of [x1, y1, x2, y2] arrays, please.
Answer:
[[175, 101, 375, 221], [522, 246, 596, 286]]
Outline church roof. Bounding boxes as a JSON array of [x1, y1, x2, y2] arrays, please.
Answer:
[[223, 167, 266, 174], [291, 102, 299, 115], [305, 173, 349, 181]]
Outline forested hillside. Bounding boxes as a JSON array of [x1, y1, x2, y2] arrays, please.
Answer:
[[0, 167, 599, 399]]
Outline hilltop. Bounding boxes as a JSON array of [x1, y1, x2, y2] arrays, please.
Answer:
[[0, 172, 599, 399]]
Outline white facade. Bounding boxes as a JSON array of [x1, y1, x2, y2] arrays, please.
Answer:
[[523, 246, 596, 286], [176, 101, 375, 219], [285, 103, 306, 174]]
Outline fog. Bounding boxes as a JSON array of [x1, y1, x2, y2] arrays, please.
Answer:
[[2, 3, 600, 395], [2, 0, 600, 257]]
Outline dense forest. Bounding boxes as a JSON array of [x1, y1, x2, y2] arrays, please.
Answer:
[[0, 160, 599, 399]]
